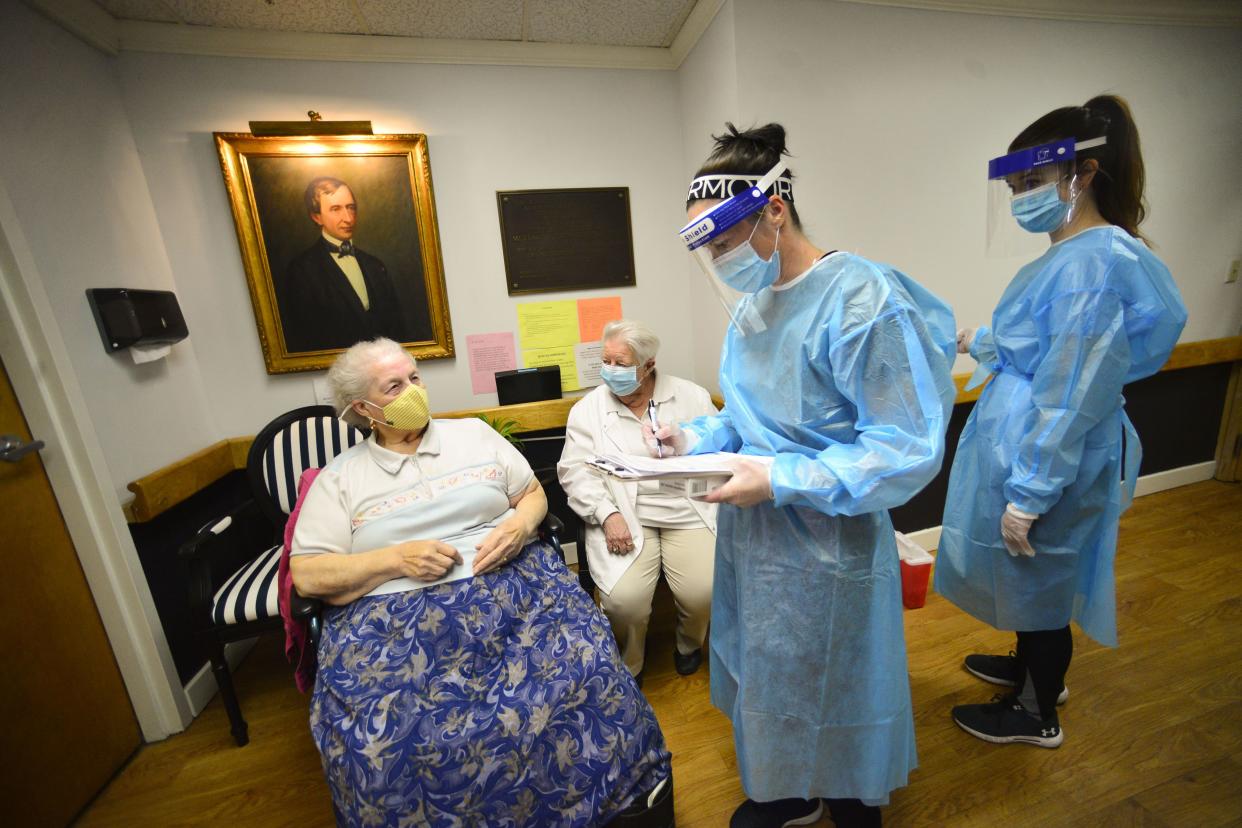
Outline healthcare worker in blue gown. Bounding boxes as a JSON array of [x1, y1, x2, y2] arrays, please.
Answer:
[[648, 123, 956, 828], [937, 95, 1187, 749]]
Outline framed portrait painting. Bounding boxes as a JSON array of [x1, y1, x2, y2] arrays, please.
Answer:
[[214, 133, 454, 373]]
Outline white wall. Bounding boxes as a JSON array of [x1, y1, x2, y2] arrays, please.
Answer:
[[677, 0, 739, 393], [684, 0, 1242, 376], [0, 4, 218, 503], [0, 2, 194, 738], [116, 53, 695, 445]]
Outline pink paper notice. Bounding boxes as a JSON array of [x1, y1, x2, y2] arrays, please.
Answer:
[[467, 332, 517, 394]]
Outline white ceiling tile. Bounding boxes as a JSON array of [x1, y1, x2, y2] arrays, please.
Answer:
[[95, 0, 702, 46], [94, 0, 182, 23], [89, 0, 1242, 54], [357, 0, 524, 40], [161, 0, 368, 35], [525, 0, 697, 47]]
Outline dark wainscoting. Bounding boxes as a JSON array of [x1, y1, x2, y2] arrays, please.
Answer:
[[128, 470, 254, 684]]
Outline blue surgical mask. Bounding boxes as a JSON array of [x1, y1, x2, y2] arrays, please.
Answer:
[[715, 220, 781, 293], [1011, 181, 1070, 233], [600, 363, 640, 396]]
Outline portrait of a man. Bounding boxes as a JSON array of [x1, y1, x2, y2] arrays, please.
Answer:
[[214, 133, 453, 373], [278, 176, 416, 352]]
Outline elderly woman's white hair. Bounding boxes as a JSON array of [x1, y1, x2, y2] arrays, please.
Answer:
[[327, 338, 416, 428], [601, 319, 661, 367]]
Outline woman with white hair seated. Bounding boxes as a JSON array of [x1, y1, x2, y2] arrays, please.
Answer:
[[558, 319, 718, 684], [290, 338, 672, 827]]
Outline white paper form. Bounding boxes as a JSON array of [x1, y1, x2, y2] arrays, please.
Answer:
[[586, 452, 742, 480]]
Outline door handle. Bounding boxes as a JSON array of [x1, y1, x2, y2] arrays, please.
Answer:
[[0, 434, 45, 463]]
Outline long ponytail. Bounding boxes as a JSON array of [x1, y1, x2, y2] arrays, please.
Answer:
[[1082, 95, 1146, 242], [1009, 94, 1149, 243]]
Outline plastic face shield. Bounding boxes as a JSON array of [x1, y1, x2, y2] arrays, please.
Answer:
[[678, 160, 789, 335], [986, 136, 1105, 257]]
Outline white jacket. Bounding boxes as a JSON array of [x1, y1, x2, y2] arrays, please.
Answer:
[[557, 371, 718, 595]]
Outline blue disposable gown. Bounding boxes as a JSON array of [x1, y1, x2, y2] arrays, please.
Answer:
[[935, 227, 1187, 646], [682, 252, 956, 803]]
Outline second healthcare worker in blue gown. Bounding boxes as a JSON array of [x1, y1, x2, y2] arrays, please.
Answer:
[[650, 124, 957, 828], [937, 95, 1187, 748]]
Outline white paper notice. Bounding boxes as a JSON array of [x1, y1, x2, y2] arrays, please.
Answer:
[[574, 341, 603, 388]]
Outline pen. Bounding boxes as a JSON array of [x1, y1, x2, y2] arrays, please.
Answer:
[[647, 399, 663, 459]]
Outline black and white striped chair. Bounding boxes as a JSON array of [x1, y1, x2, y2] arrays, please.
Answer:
[[179, 406, 364, 747]]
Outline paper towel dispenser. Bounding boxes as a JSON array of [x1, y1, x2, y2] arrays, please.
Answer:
[[86, 288, 189, 353]]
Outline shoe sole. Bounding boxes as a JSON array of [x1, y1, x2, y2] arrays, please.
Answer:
[[953, 717, 1064, 748], [963, 664, 1069, 705], [963, 663, 1018, 686], [781, 801, 824, 827]]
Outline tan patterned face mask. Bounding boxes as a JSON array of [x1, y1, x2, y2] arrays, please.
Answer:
[[359, 383, 430, 431]]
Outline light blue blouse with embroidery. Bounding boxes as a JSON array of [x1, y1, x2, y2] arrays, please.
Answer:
[[290, 417, 536, 597]]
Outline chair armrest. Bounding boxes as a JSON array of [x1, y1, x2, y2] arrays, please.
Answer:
[[178, 499, 273, 631], [178, 499, 267, 560], [541, 511, 564, 538], [538, 510, 565, 564], [289, 587, 321, 621], [574, 520, 596, 599], [289, 586, 324, 646]]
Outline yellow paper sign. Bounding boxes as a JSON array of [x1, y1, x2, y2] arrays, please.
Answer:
[[517, 301, 578, 351], [522, 346, 579, 392]]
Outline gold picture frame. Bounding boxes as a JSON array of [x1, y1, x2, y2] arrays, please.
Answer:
[[214, 133, 453, 373]]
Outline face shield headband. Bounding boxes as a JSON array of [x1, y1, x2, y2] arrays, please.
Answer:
[[678, 160, 790, 252], [987, 136, 1107, 182], [984, 136, 1106, 256]]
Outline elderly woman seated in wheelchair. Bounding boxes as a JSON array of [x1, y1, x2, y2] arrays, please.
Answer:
[[289, 338, 672, 828]]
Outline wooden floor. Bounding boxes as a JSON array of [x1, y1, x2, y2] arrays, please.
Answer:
[[78, 480, 1242, 827]]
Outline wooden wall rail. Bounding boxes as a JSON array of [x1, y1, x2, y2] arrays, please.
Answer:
[[1161, 335, 1242, 372], [122, 437, 251, 523], [123, 335, 1242, 523]]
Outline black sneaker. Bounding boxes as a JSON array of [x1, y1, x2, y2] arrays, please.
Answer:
[[825, 798, 882, 828], [952, 694, 1063, 748], [963, 652, 1069, 704], [730, 797, 824, 827], [674, 647, 703, 676]]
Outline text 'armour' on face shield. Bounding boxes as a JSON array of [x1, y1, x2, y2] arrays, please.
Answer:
[[679, 160, 792, 336]]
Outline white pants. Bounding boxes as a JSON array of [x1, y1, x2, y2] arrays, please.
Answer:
[[599, 525, 715, 676]]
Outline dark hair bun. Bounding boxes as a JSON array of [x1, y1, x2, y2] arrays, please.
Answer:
[[691, 121, 802, 226], [711, 122, 789, 159]]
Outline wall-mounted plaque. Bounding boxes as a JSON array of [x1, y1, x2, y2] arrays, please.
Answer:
[[497, 188, 636, 295]]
